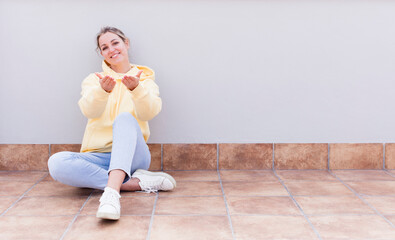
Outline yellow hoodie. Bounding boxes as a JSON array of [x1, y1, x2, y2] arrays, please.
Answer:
[[78, 60, 162, 153]]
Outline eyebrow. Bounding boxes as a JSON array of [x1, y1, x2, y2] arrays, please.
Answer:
[[100, 39, 118, 48]]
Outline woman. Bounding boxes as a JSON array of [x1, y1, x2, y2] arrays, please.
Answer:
[[48, 26, 176, 220]]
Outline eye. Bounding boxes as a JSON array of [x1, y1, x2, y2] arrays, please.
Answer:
[[102, 47, 108, 51], [113, 42, 119, 45]]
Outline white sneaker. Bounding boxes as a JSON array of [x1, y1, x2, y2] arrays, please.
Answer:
[[132, 169, 176, 193], [96, 187, 121, 220]]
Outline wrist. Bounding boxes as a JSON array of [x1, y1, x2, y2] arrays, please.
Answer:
[[128, 82, 139, 92], [101, 87, 112, 93]]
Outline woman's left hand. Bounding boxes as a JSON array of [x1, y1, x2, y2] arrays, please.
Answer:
[[122, 70, 143, 91]]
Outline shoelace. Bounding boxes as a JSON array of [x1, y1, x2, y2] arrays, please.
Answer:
[[139, 179, 163, 193], [100, 191, 119, 207]]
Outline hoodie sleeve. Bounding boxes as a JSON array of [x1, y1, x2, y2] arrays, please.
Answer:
[[78, 73, 110, 119], [129, 66, 162, 121]]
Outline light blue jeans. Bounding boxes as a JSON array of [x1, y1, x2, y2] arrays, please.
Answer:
[[48, 112, 151, 190]]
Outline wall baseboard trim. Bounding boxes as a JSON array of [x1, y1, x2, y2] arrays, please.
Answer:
[[1, 143, 394, 171]]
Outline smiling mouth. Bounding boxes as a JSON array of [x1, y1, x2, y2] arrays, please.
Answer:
[[111, 52, 120, 58]]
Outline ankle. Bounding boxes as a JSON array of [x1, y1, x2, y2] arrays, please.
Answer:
[[120, 177, 141, 191], [106, 185, 121, 193]]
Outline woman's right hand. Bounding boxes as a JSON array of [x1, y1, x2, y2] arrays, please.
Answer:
[[95, 73, 116, 93]]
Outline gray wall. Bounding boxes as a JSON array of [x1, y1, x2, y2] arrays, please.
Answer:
[[1, 0, 395, 144]]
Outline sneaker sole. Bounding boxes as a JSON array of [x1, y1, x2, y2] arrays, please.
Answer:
[[96, 211, 120, 220], [135, 169, 177, 189]]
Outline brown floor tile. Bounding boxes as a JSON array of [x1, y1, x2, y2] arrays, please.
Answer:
[[0, 197, 18, 213], [81, 196, 155, 215], [232, 215, 317, 239], [148, 143, 161, 171], [332, 170, 395, 181], [363, 196, 395, 215], [219, 143, 272, 169], [227, 196, 300, 215], [156, 196, 227, 215], [276, 170, 337, 182], [0, 144, 49, 171], [0, 181, 35, 196], [27, 181, 93, 197], [222, 182, 288, 196], [158, 181, 223, 196], [309, 215, 395, 239], [166, 170, 219, 181], [50, 144, 81, 154], [294, 196, 374, 215], [220, 170, 278, 182], [385, 143, 395, 169], [0, 171, 47, 182], [163, 144, 217, 170], [364, 196, 395, 214], [5, 196, 87, 216], [329, 143, 383, 169], [63, 216, 150, 240], [347, 181, 395, 195], [285, 182, 353, 196], [274, 143, 328, 169], [150, 216, 232, 240], [0, 216, 72, 240]]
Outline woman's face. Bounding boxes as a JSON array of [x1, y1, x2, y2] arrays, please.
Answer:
[[99, 32, 129, 65]]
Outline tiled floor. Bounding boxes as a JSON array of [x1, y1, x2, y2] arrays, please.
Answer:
[[1, 170, 395, 239]]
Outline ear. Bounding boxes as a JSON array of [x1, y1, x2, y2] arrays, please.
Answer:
[[125, 39, 130, 49]]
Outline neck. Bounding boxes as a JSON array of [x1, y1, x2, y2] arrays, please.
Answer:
[[110, 60, 131, 73]]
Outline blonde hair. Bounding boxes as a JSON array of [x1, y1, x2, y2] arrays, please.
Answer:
[[96, 26, 129, 52]]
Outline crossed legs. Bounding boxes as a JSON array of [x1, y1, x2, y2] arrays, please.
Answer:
[[48, 112, 151, 191]]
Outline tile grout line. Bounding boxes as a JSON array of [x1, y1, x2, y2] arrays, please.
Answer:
[[0, 170, 51, 173], [274, 168, 392, 171], [217, 170, 236, 240], [146, 193, 159, 240], [147, 213, 228, 217], [159, 193, 384, 198], [272, 170, 323, 240], [384, 170, 395, 178], [165, 169, 275, 172], [3, 212, 385, 217], [305, 213, 378, 217], [328, 170, 395, 229], [149, 213, 359, 217], [0, 172, 49, 217], [80, 214, 152, 216], [59, 191, 94, 240], [13, 212, 380, 217]]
